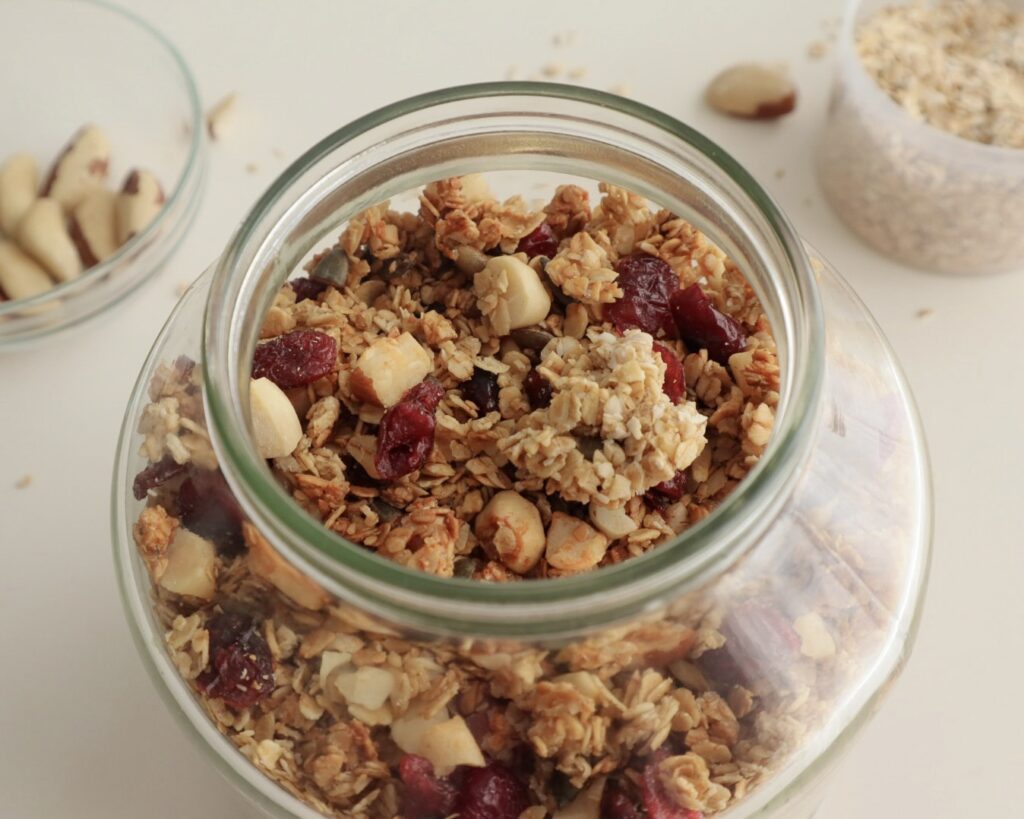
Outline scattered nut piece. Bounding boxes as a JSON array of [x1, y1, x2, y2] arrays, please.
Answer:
[[474, 490, 546, 573], [706, 63, 797, 119], [391, 702, 450, 755], [116, 169, 165, 244], [15, 198, 81, 282], [417, 715, 486, 775], [553, 776, 606, 819], [69, 189, 118, 266], [454, 245, 490, 275], [474, 255, 552, 335], [250, 377, 303, 459], [807, 41, 828, 59], [335, 666, 395, 710], [0, 153, 38, 235], [459, 173, 492, 204], [346, 434, 383, 480], [14, 474, 32, 489], [793, 612, 837, 659], [206, 93, 238, 141], [589, 503, 638, 539], [159, 529, 218, 600], [350, 332, 433, 407], [915, 308, 935, 320], [245, 522, 330, 611], [545, 512, 609, 572], [0, 240, 54, 300], [41, 125, 110, 210]]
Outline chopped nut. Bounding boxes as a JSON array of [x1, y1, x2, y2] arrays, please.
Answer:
[[474, 490, 546, 573], [245, 522, 329, 611], [0, 153, 38, 235], [391, 702, 450, 755], [793, 612, 837, 659], [335, 665, 395, 710], [159, 529, 218, 600], [474, 255, 552, 335], [345, 434, 383, 480], [16, 198, 82, 282], [553, 776, 606, 819], [417, 715, 486, 775], [589, 503, 638, 539], [706, 63, 797, 119], [458, 173, 492, 203], [349, 332, 434, 407], [206, 93, 238, 140], [250, 377, 303, 459], [545, 512, 609, 572]]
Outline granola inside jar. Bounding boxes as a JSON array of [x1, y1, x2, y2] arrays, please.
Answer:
[[113, 85, 931, 819]]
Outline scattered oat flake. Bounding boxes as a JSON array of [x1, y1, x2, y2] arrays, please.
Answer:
[[245, 162, 260, 174], [541, 62, 564, 78], [176, 281, 190, 297], [206, 93, 238, 141], [915, 308, 935, 319], [568, 66, 588, 80], [609, 83, 632, 97], [774, 168, 786, 179], [807, 41, 828, 59], [14, 474, 32, 489]]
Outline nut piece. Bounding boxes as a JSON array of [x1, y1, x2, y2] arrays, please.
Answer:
[[15, 198, 82, 282], [474, 490, 546, 574], [793, 612, 837, 659], [417, 715, 486, 775], [545, 512, 609, 572], [245, 521, 330, 611], [474, 255, 552, 335], [206, 93, 238, 140], [589, 503, 638, 540], [706, 63, 797, 119], [345, 434, 383, 480], [349, 332, 433, 407], [69, 189, 118, 267], [391, 703, 450, 755], [459, 173, 492, 203], [250, 377, 303, 459], [158, 528, 218, 600], [335, 666, 395, 710], [116, 168, 165, 244], [41, 125, 110, 210], [0, 239, 54, 300], [0, 153, 38, 235], [553, 777, 607, 819]]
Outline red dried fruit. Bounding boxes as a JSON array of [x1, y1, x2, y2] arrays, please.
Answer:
[[652, 342, 686, 403], [516, 222, 559, 258], [523, 369, 553, 409], [197, 612, 274, 710], [455, 763, 531, 819], [289, 276, 328, 302], [642, 759, 702, 819], [460, 367, 500, 415], [375, 379, 445, 481], [700, 600, 800, 688], [606, 254, 679, 338], [252, 329, 338, 388], [669, 284, 747, 364], [645, 471, 688, 509], [132, 456, 185, 500], [177, 469, 245, 553], [602, 780, 643, 819], [399, 755, 458, 819]]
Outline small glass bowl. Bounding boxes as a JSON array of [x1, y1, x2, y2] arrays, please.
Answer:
[[817, 0, 1024, 276], [0, 0, 204, 346]]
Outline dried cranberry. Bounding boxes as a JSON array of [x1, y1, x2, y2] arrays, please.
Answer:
[[669, 284, 747, 364], [375, 379, 445, 481], [700, 600, 800, 688], [132, 456, 185, 500], [645, 471, 688, 509], [252, 329, 338, 388], [197, 612, 274, 710], [177, 469, 245, 553], [516, 222, 559, 258], [602, 780, 642, 819], [652, 342, 685, 403], [399, 755, 458, 819], [289, 276, 328, 302], [460, 368, 500, 414], [454, 763, 531, 819], [642, 759, 702, 819], [605, 254, 679, 339], [523, 369, 553, 409]]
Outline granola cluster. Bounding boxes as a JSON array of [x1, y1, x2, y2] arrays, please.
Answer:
[[131, 177, 798, 818]]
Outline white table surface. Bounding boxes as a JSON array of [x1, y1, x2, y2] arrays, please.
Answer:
[[1, 1, 1020, 816]]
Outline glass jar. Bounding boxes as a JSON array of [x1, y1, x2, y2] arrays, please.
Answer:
[[112, 84, 931, 819]]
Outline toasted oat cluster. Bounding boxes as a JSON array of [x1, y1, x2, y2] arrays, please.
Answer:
[[132, 177, 788, 818]]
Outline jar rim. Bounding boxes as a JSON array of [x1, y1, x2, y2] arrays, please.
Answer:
[[203, 82, 825, 636]]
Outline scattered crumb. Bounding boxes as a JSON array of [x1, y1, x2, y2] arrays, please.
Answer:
[[541, 62, 564, 79], [505, 65, 522, 81], [14, 474, 32, 489], [774, 168, 786, 179], [608, 83, 632, 97], [245, 162, 260, 174], [915, 308, 935, 319], [807, 41, 828, 59], [568, 66, 588, 80], [206, 93, 238, 141], [176, 281, 190, 297], [552, 30, 577, 47]]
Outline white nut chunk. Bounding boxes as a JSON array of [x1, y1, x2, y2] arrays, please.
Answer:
[[116, 168, 165, 244], [345, 434, 383, 480], [474, 489, 546, 573], [589, 503, 638, 540], [41, 125, 110, 210], [158, 529, 217, 600], [474, 255, 552, 336], [0, 153, 38, 235], [334, 666, 395, 711], [554, 777, 607, 819], [0, 240, 53, 300], [391, 702, 450, 755], [69, 189, 118, 266], [706, 63, 797, 120], [416, 715, 486, 775], [244, 522, 329, 611], [250, 377, 303, 459], [458, 173, 492, 203], [349, 331, 433, 407], [16, 198, 82, 282], [545, 512, 609, 572]]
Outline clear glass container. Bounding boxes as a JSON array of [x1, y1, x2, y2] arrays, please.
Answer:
[[817, 0, 1024, 276], [0, 0, 204, 346], [113, 84, 931, 819]]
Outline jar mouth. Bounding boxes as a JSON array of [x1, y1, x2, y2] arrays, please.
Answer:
[[204, 82, 824, 636]]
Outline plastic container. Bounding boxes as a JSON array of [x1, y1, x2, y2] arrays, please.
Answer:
[[113, 84, 932, 818], [817, 0, 1024, 275], [0, 0, 204, 345]]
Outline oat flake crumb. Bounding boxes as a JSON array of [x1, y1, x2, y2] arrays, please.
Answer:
[[14, 474, 32, 489]]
